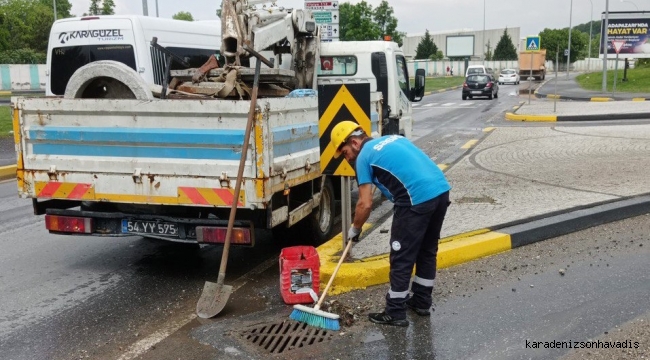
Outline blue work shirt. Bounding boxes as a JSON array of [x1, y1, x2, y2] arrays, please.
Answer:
[[355, 135, 451, 206]]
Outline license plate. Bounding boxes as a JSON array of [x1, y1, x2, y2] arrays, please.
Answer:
[[122, 219, 178, 235], [471, 91, 482, 94]]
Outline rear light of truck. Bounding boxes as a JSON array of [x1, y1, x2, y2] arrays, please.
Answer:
[[45, 215, 93, 234], [196, 226, 253, 245]]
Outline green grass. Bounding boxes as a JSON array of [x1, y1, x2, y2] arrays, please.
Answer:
[[576, 66, 650, 93], [412, 76, 466, 93], [0, 106, 12, 138]]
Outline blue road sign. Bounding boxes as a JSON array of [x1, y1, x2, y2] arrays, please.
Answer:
[[526, 36, 541, 51]]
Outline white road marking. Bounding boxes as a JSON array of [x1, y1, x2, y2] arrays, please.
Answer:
[[441, 103, 456, 106]]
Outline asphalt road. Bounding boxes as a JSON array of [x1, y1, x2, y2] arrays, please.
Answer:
[[159, 208, 650, 360]]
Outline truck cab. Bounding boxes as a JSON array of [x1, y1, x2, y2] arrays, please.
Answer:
[[318, 41, 423, 139]]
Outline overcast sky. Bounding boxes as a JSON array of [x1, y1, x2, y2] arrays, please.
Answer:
[[68, 0, 647, 38]]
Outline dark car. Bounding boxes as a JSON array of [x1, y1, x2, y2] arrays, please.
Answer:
[[462, 74, 499, 100]]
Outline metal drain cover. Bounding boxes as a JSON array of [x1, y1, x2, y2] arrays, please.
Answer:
[[238, 319, 334, 355]]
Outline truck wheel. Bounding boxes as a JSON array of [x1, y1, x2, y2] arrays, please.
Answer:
[[309, 177, 335, 242]]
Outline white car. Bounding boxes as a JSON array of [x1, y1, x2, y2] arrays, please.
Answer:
[[498, 69, 520, 85]]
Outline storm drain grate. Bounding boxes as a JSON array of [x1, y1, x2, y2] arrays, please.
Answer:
[[238, 320, 334, 355]]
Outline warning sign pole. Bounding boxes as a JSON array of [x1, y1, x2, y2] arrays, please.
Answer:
[[611, 41, 625, 96], [613, 51, 619, 95]]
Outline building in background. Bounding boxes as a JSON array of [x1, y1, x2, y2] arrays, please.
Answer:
[[402, 27, 521, 60]]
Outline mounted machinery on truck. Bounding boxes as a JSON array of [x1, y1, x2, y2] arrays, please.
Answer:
[[12, 0, 425, 247]]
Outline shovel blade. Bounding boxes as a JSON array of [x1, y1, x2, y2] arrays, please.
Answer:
[[196, 281, 233, 318]]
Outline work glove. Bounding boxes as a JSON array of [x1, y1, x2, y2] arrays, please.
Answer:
[[347, 226, 361, 243]]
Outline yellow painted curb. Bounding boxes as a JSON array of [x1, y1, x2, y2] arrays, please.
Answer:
[[0, 91, 11, 96], [461, 139, 478, 149], [317, 227, 513, 295], [437, 232, 511, 269], [590, 97, 613, 102], [505, 112, 557, 122], [0, 165, 17, 180], [632, 98, 646, 102], [546, 94, 561, 99], [317, 224, 390, 295]]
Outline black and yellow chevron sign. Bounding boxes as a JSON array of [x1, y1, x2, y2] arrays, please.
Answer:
[[318, 84, 371, 176]]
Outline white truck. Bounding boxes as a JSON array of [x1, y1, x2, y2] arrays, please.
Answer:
[[13, 1, 425, 246], [45, 15, 222, 96]]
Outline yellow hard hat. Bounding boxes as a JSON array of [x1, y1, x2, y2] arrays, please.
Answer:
[[331, 120, 364, 158]]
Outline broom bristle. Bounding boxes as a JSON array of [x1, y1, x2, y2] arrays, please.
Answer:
[[290, 305, 340, 331]]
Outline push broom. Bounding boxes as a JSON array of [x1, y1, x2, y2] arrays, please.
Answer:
[[289, 238, 353, 331]]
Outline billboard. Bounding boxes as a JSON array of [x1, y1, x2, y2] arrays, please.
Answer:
[[600, 11, 650, 58], [446, 35, 474, 57]]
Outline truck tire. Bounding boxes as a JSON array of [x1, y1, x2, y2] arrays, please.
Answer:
[[309, 177, 336, 242], [64, 60, 153, 100]]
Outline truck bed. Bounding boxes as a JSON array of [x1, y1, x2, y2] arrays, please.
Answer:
[[14, 96, 321, 210]]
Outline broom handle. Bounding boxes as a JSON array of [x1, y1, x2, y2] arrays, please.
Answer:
[[315, 239, 353, 310]]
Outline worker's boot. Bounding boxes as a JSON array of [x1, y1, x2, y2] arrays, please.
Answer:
[[405, 298, 432, 316], [368, 312, 409, 327]]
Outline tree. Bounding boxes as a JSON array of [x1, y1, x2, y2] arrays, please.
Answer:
[[573, 20, 601, 40], [414, 29, 439, 60], [373, 0, 403, 46], [88, 0, 100, 15], [539, 27, 589, 63], [173, 11, 194, 21], [101, 0, 115, 15], [493, 28, 518, 60], [339, 1, 381, 41], [484, 40, 493, 61], [429, 50, 443, 61], [37, 0, 72, 19], [0, 48, 46, 63], [0, 0, 55, 53], [339, 1, 405, 44]]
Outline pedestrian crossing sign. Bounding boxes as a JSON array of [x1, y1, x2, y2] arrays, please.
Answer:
[[526, 36, 541, 51]]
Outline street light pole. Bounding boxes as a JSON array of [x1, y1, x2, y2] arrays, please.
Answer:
[[156, 0, 159, 17], [587, 0, 594, 71], [602, 0, 610, 92], [483, 0, 486, 62], [567, 0, 573, 79], [142, 0, 149, 16], [53, 0, 57, 21]]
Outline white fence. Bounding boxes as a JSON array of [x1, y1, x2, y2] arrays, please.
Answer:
[[408, 58, 624, 77], [0, 64, 45, 91]]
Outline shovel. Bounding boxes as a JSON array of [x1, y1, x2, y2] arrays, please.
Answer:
[[196, 58, 262, 319]]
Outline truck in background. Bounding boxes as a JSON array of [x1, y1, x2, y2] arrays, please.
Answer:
[[46, 15, 221, 96], [13, 3, 425, 246], [518, 49, 546, 81]]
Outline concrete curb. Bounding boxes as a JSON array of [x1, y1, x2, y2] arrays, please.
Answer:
[[0, 165, 16, 181], [535, 92, 649, 102], [505, 111, 650, 122], [316, 195, 650, 295]]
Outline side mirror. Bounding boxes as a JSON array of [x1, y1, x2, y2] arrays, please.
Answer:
[[410, 69, 425, 102]]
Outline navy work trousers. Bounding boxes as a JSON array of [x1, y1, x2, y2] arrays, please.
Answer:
[[385, 191, 450, 319]]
